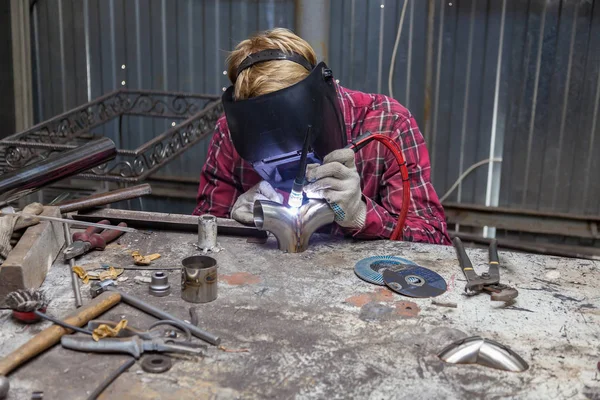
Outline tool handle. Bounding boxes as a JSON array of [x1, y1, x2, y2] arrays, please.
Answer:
[[72, 220, 110, 242], [452, 237, 473, 270], [489, 239, 499, 264], [99, 222, 127, 247], [0, 291, 121, 376], [60, 336, 143, 359]]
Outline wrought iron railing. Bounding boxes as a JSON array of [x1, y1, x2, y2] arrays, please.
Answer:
[[0, 89, 223, 183]]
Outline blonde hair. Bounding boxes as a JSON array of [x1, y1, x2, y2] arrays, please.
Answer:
[[227, 28, 317, 100]]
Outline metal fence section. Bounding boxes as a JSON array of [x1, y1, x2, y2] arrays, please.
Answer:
[[30, 0, 600, 217]]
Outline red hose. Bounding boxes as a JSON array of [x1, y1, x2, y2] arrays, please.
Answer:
[[349, 134, 410, 241]]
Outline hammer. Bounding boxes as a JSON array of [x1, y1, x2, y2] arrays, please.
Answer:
[[0, 291, 121, 377], [90, 280, 220, 346]]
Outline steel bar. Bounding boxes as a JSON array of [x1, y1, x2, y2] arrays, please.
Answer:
[[87, 358, 136, 400], [56, 184, 152, 213], [73, 208, 267, 238], [1, 210, 136, 233], [444, 202, 600, 240], [63, 224, 82, 308], [105, 286, 221, 346], [0, 137, 117, 206]]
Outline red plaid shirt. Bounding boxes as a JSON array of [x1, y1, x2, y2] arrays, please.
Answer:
[[194, 85, 451, 245]]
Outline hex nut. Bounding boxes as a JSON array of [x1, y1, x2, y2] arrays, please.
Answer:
[[149, 271, 170, 297]]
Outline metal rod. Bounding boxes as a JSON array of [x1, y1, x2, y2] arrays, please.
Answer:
[[87, 358, 136, 400], [56, 184, 152, 213], [73, 208, 266, 238], [64, 224, 83, 308], [3, 211, 137, 233], [0, 137, 117, 206], [106, 286, 221, 346]]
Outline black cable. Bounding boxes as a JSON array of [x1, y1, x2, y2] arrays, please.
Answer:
[[34, 310, 93, 335], [87, 358, 136, 400]]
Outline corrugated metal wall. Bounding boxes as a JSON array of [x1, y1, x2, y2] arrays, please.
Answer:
[[30, 0, 600, 216]]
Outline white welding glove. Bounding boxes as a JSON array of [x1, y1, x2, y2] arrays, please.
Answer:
[[304, 148, 367, 229], [231, 181, 284, 224]]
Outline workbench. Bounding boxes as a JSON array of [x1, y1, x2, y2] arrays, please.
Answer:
[[0, 229, 598, 399]]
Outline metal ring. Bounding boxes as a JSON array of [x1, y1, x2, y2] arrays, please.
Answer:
[[147, 320, 192, 342], [141, 354, 172, 374]]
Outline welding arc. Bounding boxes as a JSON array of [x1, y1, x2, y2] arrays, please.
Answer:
[[348, 134, 410, 240]]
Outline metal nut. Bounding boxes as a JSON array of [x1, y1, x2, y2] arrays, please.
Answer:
[[149, 271, 170, 297], [141, 354, 172, 373]]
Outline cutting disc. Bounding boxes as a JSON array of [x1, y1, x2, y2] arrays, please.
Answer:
[[354, 256, 416, 286], [383, 266, 447, 298]]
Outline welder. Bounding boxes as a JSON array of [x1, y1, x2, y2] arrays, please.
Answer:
[[194, 28, 450, 245]]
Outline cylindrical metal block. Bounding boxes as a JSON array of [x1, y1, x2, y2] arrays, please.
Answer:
[[181, 256, 218, 304], [149, 271, 170, 297], [197, 215, 218, 250]]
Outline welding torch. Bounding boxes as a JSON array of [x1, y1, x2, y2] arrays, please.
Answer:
[[288, 126, 312, 209]]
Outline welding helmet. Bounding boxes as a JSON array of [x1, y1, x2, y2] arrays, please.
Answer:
[[222, 49, 346, 191]]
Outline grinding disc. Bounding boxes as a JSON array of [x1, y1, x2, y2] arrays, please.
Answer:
[[354, 256, 416, 285], [383, 265, 447, 298]]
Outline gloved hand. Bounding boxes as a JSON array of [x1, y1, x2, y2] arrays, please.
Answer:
[[0, 203, 43, 261], [231, 181, 284, 224], [304, 148, 367, 229]]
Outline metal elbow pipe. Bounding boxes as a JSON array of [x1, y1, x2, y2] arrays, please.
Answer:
[[253, 199, 335, 253]]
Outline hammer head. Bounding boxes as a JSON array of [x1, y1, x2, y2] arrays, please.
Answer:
[[90, 279, 116, 298]]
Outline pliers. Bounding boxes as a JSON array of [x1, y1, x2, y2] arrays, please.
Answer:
[[60, 335, 205, 359], [63, 219, 127, 261], [452, 237, 518, 302], [60, 320, 207, 359]]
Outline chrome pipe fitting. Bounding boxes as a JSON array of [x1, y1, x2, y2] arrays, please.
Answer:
[[253, 199, 335, 253]]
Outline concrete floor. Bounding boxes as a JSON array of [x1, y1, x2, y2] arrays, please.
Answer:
[[1, 229, 599, 399]]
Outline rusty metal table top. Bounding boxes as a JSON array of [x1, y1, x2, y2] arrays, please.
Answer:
[[1, 229, 598, 399]]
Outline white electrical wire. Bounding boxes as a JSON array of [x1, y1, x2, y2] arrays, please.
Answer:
[[388, 0, 409, 98], [439, 158, 503, 203]]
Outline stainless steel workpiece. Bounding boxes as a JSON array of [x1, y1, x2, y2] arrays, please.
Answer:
[[197, 214, 217, 250], [141, 354, 172, 373], [149, 271, 170, 297], [181, 256, 218, 304], [91, 281, 221, 346]]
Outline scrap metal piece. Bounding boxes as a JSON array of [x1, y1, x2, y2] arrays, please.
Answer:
[[438, 336, 529, 372], [198, 215, 217, 250], [141, 354, 172, 373], [31, 391, 43, 400], [149, 271, 170, 297], [253, 199, 334, 253]]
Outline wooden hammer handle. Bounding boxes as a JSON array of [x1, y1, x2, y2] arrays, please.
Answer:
[[0, 291, 122, 376]]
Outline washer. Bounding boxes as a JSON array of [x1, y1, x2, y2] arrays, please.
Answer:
[[141, 354, 173, 373]]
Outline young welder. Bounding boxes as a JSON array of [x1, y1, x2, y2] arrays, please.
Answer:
[[194, 28, 450, 245]]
